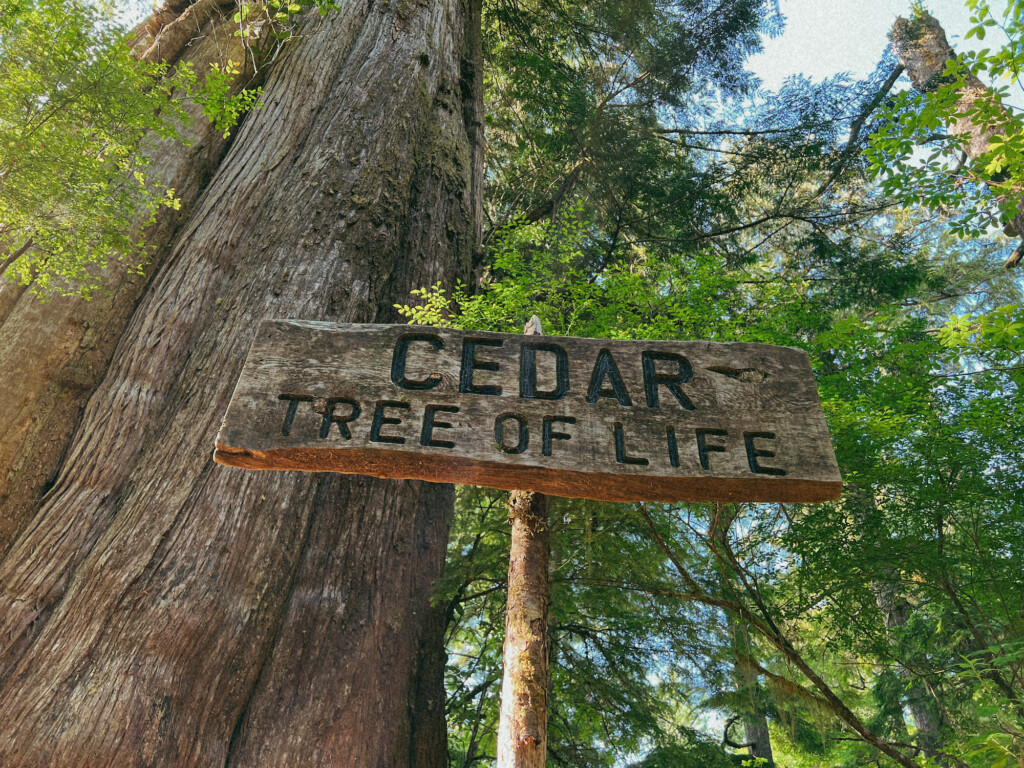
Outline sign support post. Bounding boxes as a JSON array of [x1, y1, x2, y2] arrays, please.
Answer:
[[497, 316, 551, 768], [213, 317, 844, 768]]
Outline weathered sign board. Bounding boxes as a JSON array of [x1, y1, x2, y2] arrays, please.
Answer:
[[213, 320, 842, 503]]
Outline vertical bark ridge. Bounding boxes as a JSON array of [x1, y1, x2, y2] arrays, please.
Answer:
[[461, 0, 485, 260], [408, 596, 453, 766], [218, 469, 334, 768], [225, 478, 454, 767], [0, 0, 477, 762]]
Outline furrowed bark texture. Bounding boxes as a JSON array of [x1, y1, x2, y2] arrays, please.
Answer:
[[462, 0, 486, 280], [890, 12, 1024, 268], [0, 0, 250, 552], [497, 489, 551, 768], [0, 0, 480, 763]]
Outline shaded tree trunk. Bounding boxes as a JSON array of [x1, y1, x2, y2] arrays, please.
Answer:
[[743, 714, 774, 764], [0, 0, 483, 764], [873, 577, 947, 767], [715, 508, 773, 766], [726, 614, 775, 765], [851, 489, 946, 766]]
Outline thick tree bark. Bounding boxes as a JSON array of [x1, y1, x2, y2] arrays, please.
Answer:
[[890, 12, 1024, 268], [0, 0, 250, 552], [0, 0, 482, 764]]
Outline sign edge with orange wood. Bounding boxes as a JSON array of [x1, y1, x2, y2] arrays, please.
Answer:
[[213, 320, 843, 503]]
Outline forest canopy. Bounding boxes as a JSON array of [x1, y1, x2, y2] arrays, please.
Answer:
[[0, 0, 1022, 767]]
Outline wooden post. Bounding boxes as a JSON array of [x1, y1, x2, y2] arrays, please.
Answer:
[[497, 315, 551, 768]]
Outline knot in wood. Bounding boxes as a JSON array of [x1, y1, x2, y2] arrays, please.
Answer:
[[507, 490, 548, 531]]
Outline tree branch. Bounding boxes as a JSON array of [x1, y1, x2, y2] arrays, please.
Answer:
[[815, 64, 905, 197], [634, 504, 920, 768]]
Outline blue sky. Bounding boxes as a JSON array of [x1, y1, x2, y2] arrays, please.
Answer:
[[747, 0, 985, 90]]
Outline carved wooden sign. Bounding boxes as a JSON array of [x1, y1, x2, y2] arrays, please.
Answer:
[[214, 320, 842, 503]]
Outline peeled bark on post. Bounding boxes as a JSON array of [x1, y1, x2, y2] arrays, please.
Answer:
[[497, 315, 551, 768], [890, 12, 1024, 268], [0, 0, 482, 763], [726, 614, 775, 765]]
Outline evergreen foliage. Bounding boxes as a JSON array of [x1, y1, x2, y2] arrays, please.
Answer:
[[0, 0, 261, 297], [5, 0, 1024, 765], [416, 1, 1024, 766]]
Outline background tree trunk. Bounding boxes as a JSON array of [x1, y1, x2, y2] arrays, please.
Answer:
[[0, 0, 482, 764], [0, 0, 250, 550], [497, 489, 551, 768], [726, 614, 775, 765], [851, 489, 946, 765], [715, 507, 774, 765], [873, 576, 947, 767], [890, 11, 1024, 268]]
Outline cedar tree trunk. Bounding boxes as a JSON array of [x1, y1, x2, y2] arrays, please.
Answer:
[[0, 0, 483, 764]]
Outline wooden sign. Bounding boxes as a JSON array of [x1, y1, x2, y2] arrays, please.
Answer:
[[214, 320, 842, 503]]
